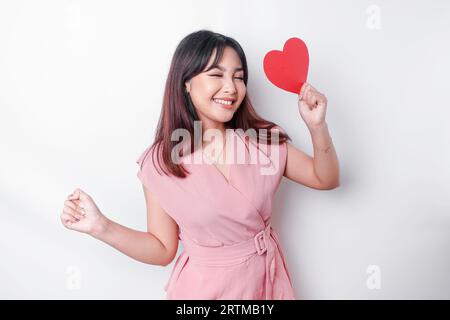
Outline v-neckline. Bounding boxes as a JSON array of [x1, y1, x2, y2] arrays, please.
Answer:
[[203, 142, 232, 185], [193, 129, 254, 186], [202, 129, 245, 185], [209, 158, 232, 184]]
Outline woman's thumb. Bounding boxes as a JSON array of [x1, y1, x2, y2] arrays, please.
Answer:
[[69, 188, 89, 201]]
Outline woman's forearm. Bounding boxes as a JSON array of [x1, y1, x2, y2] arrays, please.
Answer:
[[91, 218, 171, 266], [309, 122, 340, 188]]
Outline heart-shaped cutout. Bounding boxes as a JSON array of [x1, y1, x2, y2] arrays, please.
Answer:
[[263, 37, 309, 94]]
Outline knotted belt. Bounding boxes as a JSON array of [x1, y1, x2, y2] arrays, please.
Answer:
[[166, 223, 280, 300]]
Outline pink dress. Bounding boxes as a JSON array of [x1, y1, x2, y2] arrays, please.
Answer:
[[136, 129, 296, 300]]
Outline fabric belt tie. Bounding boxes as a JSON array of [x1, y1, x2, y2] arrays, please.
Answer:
[[169, 223, 277, 300]]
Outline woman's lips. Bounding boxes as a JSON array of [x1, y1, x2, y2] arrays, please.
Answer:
[[212, 99, 234, 109]]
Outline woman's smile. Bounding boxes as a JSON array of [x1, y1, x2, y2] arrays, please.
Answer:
[[212, 98, 235, 109]]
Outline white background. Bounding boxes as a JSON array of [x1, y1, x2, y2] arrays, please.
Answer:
[[1, 0, 449, 299]]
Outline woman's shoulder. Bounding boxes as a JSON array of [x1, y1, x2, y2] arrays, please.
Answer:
[[136, 141, 165, 175]]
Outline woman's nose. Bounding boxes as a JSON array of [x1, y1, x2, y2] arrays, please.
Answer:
[[223, 79, 237, 93]]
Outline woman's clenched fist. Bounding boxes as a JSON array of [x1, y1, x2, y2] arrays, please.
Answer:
[[61, 188, 109, 237]]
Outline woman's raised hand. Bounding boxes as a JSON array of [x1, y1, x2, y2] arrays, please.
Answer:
[[61, 188, 109, 237], [298, 82, 328, 130]]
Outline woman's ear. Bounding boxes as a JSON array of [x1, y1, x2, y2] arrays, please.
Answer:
[[185, 80, 191, 93]]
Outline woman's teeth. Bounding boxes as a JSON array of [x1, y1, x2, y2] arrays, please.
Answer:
[[213, 98, 233, 105]]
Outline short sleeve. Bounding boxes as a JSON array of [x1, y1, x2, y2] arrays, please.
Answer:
[[273, 125, 288, 174], [135, 144, 190, 233], [135, 143, 168, 196], [280, 140, 288, 177], [264, 125, 288, 176], [265, 126, 288, 187]]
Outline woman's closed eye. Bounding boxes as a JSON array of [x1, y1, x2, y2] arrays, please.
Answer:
[[210, 74, 244, 80]]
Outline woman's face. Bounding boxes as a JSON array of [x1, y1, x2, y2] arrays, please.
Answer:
[[185, 46, 247, 130]]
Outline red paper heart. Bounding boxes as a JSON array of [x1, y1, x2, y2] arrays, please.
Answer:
[[263, 37, 309, 94]]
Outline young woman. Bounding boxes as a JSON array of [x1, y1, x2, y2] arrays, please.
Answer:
[[60, 30, 340, 300]]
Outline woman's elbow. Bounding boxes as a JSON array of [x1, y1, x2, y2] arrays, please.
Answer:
[[320, 179, 340, 190], [160, 249, 178, 267]]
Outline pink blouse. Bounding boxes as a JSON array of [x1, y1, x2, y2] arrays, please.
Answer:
[[136, 129, 296, 299]]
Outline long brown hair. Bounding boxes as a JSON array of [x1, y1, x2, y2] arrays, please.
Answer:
[[149, 29, 291, 178]]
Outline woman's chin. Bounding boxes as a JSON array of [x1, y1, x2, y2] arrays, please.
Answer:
[[208, 106, 234, 119], [217, 111, 235, 122]]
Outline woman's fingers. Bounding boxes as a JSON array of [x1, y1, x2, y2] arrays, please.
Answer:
[[68, 189, 89, 210], [300, 83, 327, 107], [299, 82, 308, 99], [61, 213, 77, 228], [305, 90, 312, 103], [63, 206, 84, 220], [64, 199, 85, 215], [309, 94, 318, 107], [299, 82, 311, 100], [64, 200, 78, 211], [67, 198, 84, 210], [317, 93, 327, 106], [68, 191, 78, 201], [304, 90, 315, 109], [62, 189, 92, 230], [69, 188, 90, 202], [70, 199, 82, 209], [304, 85, 325, 109]]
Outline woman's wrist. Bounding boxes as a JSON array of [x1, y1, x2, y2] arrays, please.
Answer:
[[90, 215, 111, 239], [308, 122, 334, 153], [307, 121, 328, 134]]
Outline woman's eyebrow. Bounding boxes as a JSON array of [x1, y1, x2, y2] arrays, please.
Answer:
[[208, 65, 244, 72]]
